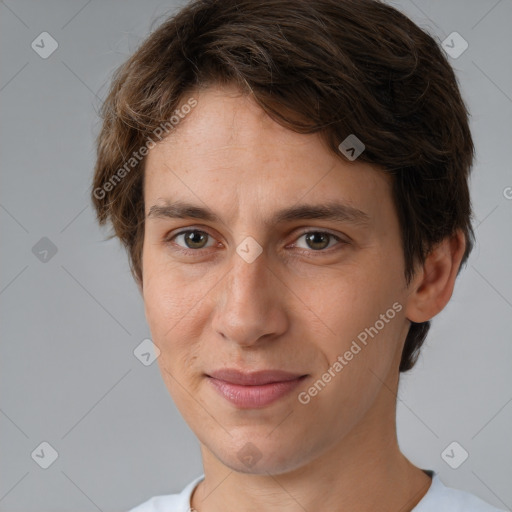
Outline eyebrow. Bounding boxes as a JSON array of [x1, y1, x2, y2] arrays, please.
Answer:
[[147, 200, 370, 226]]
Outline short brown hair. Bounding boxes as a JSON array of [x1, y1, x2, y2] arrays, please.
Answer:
[[91, 0, 475, 372]]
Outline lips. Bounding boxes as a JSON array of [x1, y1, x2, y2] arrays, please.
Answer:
[[206, 369, 306, 385], [206, 369, 308, 408]]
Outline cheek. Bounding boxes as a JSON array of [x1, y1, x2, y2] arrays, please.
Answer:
[[144, 280, 202, 348], [143, 271, 205, 405], [300, 263, 404, 370], [143, 243, 191, 323], [142, 252, 209, 368]]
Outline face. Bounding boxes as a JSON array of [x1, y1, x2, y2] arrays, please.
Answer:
[[142, 84, 412, 475]]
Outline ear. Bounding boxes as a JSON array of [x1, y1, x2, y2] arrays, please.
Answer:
[[404, 230, 466, 323]]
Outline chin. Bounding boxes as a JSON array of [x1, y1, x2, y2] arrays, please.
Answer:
[[212, 435, 312, 476]]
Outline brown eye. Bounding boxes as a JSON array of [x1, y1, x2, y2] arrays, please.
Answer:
[[295, 231, 342, 251], [171, 230, 214, 250], [185, 231, 208, 248], [304, 232, 331, 250]]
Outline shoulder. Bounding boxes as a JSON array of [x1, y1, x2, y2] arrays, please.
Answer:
[[414, 472, 507, 512], [127, 475, 204, 512]]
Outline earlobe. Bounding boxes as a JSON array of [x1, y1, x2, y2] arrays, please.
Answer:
[[404, 230, 466, 323]]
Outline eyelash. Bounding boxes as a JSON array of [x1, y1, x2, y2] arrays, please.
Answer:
[[164, 228, 348, 257]]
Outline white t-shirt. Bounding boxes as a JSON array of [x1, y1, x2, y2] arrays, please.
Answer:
[[128, 470, 507, 512]]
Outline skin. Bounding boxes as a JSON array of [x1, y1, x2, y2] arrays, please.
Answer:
[[141, 84, 466, 512]]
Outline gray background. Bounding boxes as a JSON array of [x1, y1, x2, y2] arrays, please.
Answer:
[[1, 0, 511, 510]]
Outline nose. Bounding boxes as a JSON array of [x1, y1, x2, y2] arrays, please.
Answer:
[[210, 244, 288, 347]]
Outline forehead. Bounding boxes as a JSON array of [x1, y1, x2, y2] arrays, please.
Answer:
[[155, 85, 326, 166], [144, 84, 392, 222]]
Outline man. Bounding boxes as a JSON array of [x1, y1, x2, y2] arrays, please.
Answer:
[[91, 1, 505, 510]]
